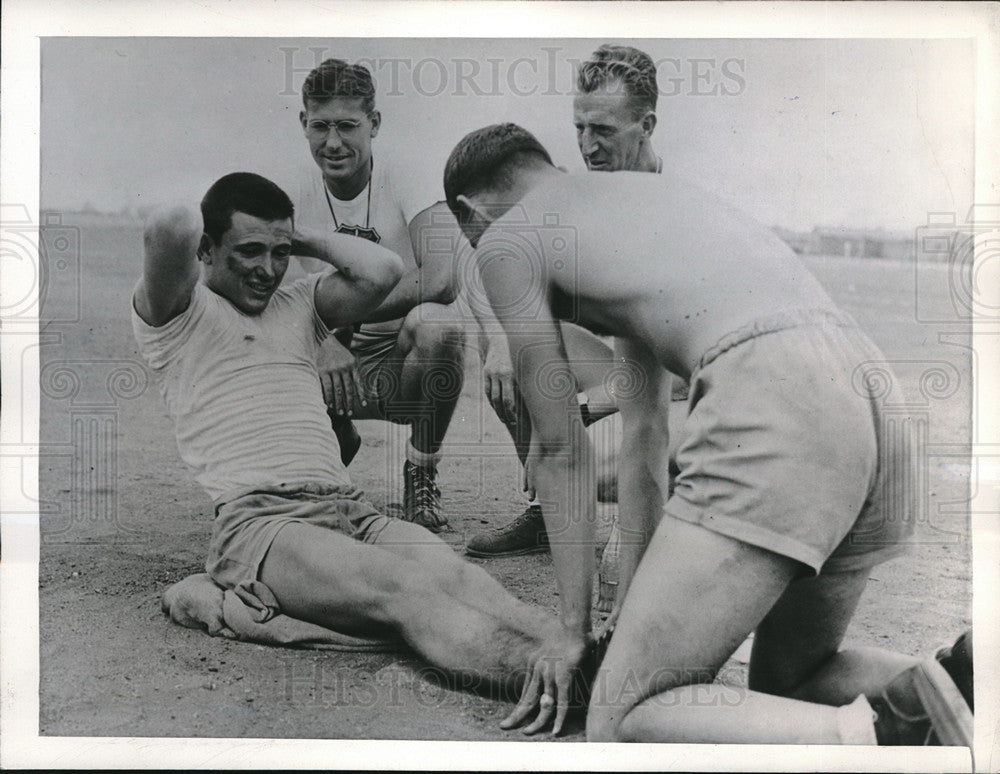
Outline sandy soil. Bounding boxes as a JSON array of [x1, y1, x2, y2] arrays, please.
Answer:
[[37, 218, 972, 742]]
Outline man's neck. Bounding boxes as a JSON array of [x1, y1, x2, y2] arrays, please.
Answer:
[[323, 160, 372, 201], [635, 146, 662, 174], [501, 163, 562, 207]]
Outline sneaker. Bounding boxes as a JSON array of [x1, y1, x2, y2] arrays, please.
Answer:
[[402, 459, 449, 533], [868, 629, 973, 746], [465, 505, 548, 557], [936, 629, 973, 711], [328, 411, 362, 467]]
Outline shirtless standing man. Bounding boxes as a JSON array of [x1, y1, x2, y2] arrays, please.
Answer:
[[443, 124, 973, 745], [295, 58, 466, 532], [134, 172, 558, 692], [467, 44, 668, 558]]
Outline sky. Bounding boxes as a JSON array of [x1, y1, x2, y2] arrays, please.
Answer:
[[41, 36, 975, 232]]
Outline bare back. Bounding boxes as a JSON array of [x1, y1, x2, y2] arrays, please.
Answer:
[[501, 171, 836, 378]]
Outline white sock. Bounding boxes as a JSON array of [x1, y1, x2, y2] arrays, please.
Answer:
[[836, 694, 878, 745], [406, 441, 442, 470]]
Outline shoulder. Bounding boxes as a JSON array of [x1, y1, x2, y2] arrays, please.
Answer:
[[132, 282, 215, 366], [272, 274, 321, 307], [375, 150, 443, 224]]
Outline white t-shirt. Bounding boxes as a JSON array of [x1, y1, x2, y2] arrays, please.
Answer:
[[290, 154, 440, 337], [132, 277, 351, 504]]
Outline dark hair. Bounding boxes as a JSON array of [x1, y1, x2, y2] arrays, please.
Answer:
[[577, 44, 658, 118], [301, 58, 376, 114], [443, 123, 553, 221], [200, 173, 294, 243]]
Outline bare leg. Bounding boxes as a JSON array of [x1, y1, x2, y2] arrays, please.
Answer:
[[379, 302, 466, 456], [587, 515, 853, 743], [369, 518, 554, 635], [559, 322, 617, 418], [259, 522, 552, 683], [750, 569, 918, 705]]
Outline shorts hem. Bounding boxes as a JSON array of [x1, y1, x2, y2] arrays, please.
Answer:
[[665, 496, 828, 575], [820, 543, 911, 574], [207, 516, 299, 591]]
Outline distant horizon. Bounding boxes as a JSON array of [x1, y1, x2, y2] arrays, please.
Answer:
[[37, 204, 934, 239], [40, 38, 975, 235]]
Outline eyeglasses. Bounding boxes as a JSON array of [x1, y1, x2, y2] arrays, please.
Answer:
[[304, 119, 366, 138]]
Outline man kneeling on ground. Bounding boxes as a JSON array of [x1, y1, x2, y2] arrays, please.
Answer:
[[133, 172, 559, 692], [443, 124, 973, 744]]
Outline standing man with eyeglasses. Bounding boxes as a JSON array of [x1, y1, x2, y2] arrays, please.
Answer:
[[293, 58, 466, 533]]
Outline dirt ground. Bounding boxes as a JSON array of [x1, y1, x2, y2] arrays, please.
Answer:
[[37, 217, 972, 744]]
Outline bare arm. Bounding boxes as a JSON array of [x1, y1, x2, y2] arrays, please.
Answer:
[[355, 201, 460, 323], [457, 238, 519, 423], [133, 206, 202, 327], [294, 225, 404, 330], [477, 232, 594, 735], [611, 336, 673, 604]]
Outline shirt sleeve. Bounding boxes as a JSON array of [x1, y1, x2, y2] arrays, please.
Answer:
[[131, 282, 209, 371]]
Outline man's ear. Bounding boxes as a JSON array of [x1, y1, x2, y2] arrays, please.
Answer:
[[369, 110, 381, 138], [641, 111, 657, 138], [197, 233, 214, 264], [299, 109, 308, 132]]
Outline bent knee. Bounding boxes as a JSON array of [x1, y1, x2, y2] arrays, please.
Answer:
[[586, 700, 628, 742], [403, 303, 467, 353]]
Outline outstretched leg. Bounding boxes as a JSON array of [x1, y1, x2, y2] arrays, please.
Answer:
[[259, 520, 553, 687]]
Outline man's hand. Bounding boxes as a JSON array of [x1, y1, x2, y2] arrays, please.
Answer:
[[317, 335, 367, 416], [501, 628, 593, 736], [483, 339, 518, 426]]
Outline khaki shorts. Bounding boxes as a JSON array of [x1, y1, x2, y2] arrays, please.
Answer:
[[206, 483, 394, 590], [352, 327, 402, 410], [667, 309, 915, 575]]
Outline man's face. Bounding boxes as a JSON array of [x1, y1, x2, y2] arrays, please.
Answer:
[[301, 97, 380, 189], [572, 84, 649, 172], [202, 212, 293, 315]]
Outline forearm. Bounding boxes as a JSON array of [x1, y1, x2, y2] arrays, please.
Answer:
[[135, 206, 201, 326], [615, 438, 668, 600], [534, 444, 596, 634], [142, 206, 201, 284], [294, 227, 403, 293], [360, 266, 456, 324]]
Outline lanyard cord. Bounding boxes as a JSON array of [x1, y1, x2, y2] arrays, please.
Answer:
[[323, 157, 374, 230]]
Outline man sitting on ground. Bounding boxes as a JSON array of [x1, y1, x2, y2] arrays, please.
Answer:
[[134, 172, 558, 691]]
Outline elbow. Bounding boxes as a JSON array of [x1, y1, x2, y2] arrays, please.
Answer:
[[357, 252, 403, 307], [144, 205, 200, 248], [377, 251, 405, 290], [426, 278, 458, 306]]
